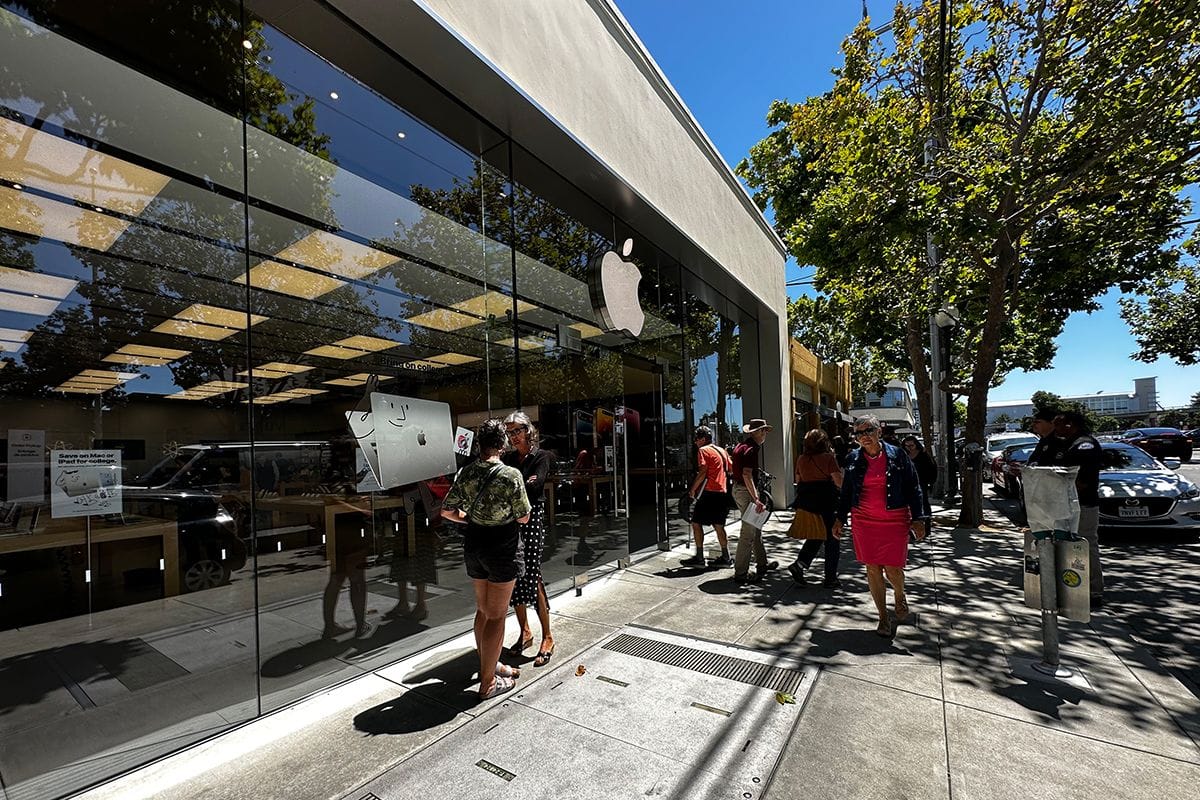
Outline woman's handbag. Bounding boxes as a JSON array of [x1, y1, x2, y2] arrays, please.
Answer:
[[788, 509, 827, 540]]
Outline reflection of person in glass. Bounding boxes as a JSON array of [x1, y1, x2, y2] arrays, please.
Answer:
[[834, 414, 927, 637], [442, 420, 531, 699], [322, 498, 375, 640], [502, 412, 555, 666]]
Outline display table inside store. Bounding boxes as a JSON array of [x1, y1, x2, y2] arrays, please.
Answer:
[[0, 515, 181, 595], [254, 495, 408, 571]]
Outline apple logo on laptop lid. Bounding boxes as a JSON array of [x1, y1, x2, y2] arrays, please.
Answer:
[[589, 238, 644, 338]]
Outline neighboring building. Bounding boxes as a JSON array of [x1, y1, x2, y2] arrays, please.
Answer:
[[0, 2, 789, 796], [986, 377, 1159, 426], [851, 379, 917, 431], [790, 340, 853, 436]]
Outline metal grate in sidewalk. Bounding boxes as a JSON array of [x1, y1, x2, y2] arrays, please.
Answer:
[[601, 633, 806, 695]]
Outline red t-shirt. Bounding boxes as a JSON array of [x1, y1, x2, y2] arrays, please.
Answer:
[[697, 445, 730, 492]]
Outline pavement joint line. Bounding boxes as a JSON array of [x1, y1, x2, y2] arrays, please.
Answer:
[[940, 695, 1200, 767]]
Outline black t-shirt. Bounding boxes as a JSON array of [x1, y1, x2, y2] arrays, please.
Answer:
[[502, 448, 552, 502], [1056, 434, 1102, 507], [1025, 435, 1061, 467]]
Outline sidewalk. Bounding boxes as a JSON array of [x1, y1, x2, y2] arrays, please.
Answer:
[[77, 501, 1200, 800]]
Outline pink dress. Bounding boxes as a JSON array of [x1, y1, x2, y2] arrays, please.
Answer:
[[851, 451, 911, 567]]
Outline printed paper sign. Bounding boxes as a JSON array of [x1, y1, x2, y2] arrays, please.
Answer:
[[7, 429, 45, 504], [604, 445, 615, 473], [454, 427, 474, 457], [50, 450, 122, 518]]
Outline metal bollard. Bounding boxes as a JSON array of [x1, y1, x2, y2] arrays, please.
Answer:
[[1031, 530, 1073, 679]]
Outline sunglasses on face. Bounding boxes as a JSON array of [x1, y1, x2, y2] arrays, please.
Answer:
[[853, 428, 877, 437]]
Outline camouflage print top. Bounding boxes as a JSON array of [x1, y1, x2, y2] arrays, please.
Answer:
[[443, 458, 531, 526]]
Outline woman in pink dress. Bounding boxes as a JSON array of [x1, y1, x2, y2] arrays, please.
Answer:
[[833, 415, 928, 636]]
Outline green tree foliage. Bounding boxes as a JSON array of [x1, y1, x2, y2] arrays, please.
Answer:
[[1121, 239, 1200, 365], [738, 0, 1200, 524]]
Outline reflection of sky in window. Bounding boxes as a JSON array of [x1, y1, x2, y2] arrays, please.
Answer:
[[259, 24, 477, 202]]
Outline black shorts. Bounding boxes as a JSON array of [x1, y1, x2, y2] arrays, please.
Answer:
[[692, 490, 730, 526], [464, 520, 524, 583]]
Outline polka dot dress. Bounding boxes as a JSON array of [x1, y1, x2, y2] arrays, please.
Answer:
[[509, 501, 547, 608]]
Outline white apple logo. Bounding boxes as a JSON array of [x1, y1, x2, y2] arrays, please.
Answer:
[[589, 238, 644, 337]]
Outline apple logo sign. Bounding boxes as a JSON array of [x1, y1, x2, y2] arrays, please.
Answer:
[[589, 238, 644, 337], [417, 431, 427, 446]]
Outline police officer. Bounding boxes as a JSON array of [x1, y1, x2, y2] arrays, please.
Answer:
[[1025, 407, 1060, 466], [1052, 410, 1104, 605]]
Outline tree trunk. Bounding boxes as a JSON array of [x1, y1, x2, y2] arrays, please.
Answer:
[[958, 235, 1018, 528]]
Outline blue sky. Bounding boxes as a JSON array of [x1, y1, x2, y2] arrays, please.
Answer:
[[614, 0, 1200, 409]]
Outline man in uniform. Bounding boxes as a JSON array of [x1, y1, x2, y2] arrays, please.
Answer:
[[1053, 410, 1104, 605], [1025, 407, 1060, 466]]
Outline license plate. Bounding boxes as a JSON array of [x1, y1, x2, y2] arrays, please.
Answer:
[[1119, 506, 1150, 518]]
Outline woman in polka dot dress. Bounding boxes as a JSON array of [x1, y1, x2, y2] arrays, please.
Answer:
[[502, 412, 555, 666]]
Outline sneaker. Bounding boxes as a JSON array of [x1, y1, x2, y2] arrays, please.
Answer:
[[680, 554, 707, 567], [788, 563, 806, 583], [354, 621, 376, 639], [761, 560, 779, 575], [709, 553, 733, 567]]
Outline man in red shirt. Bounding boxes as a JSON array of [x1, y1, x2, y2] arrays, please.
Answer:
[[683, 426, 732, 567], [732, 419, 779, 582]]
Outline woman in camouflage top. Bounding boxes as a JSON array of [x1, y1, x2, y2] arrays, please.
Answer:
[[442, 419, 532, 699]]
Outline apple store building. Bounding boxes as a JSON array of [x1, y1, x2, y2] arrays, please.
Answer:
[[0, 1, 789, 796]]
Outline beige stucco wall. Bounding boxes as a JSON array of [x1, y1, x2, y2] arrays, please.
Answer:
[[415, 0, 786, 311]]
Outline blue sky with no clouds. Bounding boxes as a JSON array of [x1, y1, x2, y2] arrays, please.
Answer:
[[613, 0, 1200, 409]]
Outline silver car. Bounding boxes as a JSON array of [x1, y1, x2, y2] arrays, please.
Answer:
[[1097, 442, 1200, 530]]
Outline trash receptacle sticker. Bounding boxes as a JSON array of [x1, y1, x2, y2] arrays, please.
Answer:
[[1060, 569, 1082, 588]]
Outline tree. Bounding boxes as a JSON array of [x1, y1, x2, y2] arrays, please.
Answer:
[[1122, 239, 1200, 366], [1192, 391, 1200, 409], [739, 0, 1200, 525]]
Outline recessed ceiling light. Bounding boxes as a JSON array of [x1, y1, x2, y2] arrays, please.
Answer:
[[11, 183, 21, 190], [396, 132, 406, 139], [329, 91, 339, 100], [242, 39, 253, 50], [275, 231, 398, 281], [93, 206, 104, 213], [235, 261, 346, 300]]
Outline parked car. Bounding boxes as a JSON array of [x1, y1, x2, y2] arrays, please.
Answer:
[[984, 432, 1039, 481], [1184, 428, 1200, 448], [1120, 428, 1193, 462], [1094, 442, 1200, 530], [991, 443, 1036, 497]]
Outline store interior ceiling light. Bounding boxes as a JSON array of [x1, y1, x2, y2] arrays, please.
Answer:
[[275, 230, 399, 281], [497, 336, 546, 351], [0, 116, 170, 217], [0, 266, 78, 299], [0, 186, 130, 251], [238, 361, 313, 379], [0, 290, 61, 316], [570, 322, 605, 339], [0, 327, 32, 343], [405, 291, 536, 332], [426, 352, 480, 365], [152, 304, 267, 341], [303, 335, 399, 361], [236, 260, 346, 300], [102, 343, 190, 366]]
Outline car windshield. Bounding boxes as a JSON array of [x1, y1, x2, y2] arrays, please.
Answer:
[[1007, 445, 1036, 463], [988, 435, 1037, 452], [1126, 428, 1181, 436], [1102, 445, 1162, 470]]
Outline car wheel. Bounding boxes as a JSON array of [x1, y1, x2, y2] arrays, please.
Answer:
[[183, 559, 230, 592], [1184, 449, 1193, 464]]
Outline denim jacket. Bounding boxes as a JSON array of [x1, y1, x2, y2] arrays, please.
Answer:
[[836, 441, 926, 524]]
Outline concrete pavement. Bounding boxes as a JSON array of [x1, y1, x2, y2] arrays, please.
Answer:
[[76, 501, 1200, 800]]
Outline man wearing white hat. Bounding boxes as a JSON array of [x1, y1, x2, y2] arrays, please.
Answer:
[[731, 418, 779, 582]]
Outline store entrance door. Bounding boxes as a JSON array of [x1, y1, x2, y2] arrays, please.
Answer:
[[622, 356, 667, 555]]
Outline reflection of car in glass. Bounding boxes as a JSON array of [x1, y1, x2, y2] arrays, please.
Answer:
[[990, 443, 1035, 497], [1120, 428, 1193, 462], [123, 449, 249, 592], [1094, 443, 1200, 531], [984, 433, 1039, 481]]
